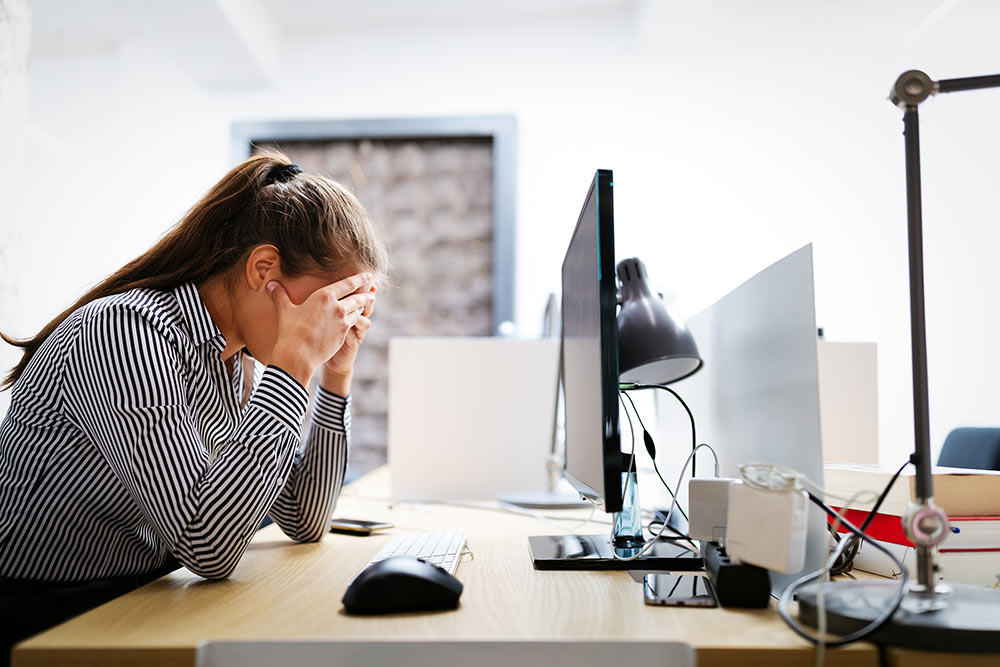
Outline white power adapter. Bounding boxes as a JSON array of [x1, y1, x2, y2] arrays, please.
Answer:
[[724, 480, 808, 574], [688, 478, 738, 542]]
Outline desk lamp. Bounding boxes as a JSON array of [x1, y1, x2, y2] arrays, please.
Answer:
[[616, 257, 702, 384], [797, 70, 1000, 650], [614, 256, 702, 541]]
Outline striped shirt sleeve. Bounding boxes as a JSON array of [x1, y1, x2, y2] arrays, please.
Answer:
[[267, 388, 350, 542], [62, 306, 308, 579]]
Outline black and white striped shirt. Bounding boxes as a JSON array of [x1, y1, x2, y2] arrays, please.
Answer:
[[0, 283, 349, 581]]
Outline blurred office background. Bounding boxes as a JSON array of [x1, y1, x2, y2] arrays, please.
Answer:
[[1, 0, 997, 476]]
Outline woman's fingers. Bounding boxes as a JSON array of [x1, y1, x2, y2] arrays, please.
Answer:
[[328, 272, 373, 299], [352, 315, 371, 338], [266, 281, 293, 310], [361, 292, 375, 317], [340, 317, 371, 355], [343, 306, 361, 331], [338, 292, 374, 318]]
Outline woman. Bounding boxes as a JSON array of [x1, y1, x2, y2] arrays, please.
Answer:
[[0, 151, 387, 656]]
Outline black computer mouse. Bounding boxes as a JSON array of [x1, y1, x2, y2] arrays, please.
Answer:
[[342, 556, 463, 615]]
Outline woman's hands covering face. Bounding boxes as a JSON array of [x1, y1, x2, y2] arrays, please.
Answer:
[[323, 282, 376, 379], [266, 272, 376, 389]]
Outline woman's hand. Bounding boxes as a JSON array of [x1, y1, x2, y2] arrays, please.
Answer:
[[267, 273, 375, 388], [321, 284, 377, 395]]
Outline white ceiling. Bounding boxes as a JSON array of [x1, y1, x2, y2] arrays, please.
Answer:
[[28, 0, 636, 85], [29, 0, 981, 87], [267, 0, 635, 29], [29, 0, 635, 53]]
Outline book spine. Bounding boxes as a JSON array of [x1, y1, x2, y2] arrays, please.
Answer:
[[828, 507, 1000, 550], [851, 538, 1000, 587], [828, 507, 909, 546]]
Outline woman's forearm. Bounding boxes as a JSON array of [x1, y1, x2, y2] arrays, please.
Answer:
[[268, 389, 351, 542]]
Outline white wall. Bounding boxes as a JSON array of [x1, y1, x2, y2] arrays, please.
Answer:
[[0, 0, 31, 415], [10, 0, 1000, 466]]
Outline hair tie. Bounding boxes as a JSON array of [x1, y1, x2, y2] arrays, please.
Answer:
[[268, 163, 303, 184]]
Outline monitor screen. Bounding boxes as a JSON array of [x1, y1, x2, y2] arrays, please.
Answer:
[[561, 169, 622, 512]]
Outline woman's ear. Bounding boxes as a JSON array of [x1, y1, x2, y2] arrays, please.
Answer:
[[244, 245, 282, 290]]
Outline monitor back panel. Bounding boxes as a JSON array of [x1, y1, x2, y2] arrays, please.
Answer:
[[668, 244, 826, 593]]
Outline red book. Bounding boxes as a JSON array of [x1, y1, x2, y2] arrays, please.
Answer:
[[828, 507, 1000, 551]]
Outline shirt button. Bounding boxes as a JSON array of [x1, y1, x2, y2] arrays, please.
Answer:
[[276, 477, 283, 486]]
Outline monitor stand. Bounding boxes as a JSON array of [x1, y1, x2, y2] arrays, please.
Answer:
[[528, 467, 703, 571], [528, 534, 703, 570]]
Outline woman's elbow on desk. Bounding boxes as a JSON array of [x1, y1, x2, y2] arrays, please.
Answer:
[[274, 518, 329, 544], [172, 534, 251, 580], [180, 557, 240, 581]]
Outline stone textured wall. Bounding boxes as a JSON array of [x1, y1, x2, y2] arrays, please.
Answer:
[[259, 138, 494, 475], [0, 0, 30, 415]]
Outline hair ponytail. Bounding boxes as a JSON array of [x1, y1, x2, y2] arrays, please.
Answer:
[[2, 150, 387, 390]]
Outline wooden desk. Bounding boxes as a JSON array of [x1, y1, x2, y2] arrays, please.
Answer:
[[11, 470, 995, 667]]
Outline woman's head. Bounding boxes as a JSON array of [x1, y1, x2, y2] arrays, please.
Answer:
[[178, 151, 387, 289], [1, 150, 388, 389]]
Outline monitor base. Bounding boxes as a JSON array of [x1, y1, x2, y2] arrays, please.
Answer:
[[797, 580, 1000, 652], [528, 534, 703, 571], [498, 491, 591, 510]]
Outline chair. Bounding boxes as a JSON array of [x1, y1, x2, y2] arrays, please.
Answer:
[[196, 640, 696, 667], [937, 427, 1000, 471]]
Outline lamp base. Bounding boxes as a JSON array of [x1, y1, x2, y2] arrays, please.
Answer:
[[796, 580, 1000, 652]]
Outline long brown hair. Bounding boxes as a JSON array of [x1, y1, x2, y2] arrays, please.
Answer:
[[2, 150, 388, 390]]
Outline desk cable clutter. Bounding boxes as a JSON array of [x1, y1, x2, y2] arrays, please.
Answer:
[[620, 381, 909, 642], [683, 456, 920, 647], [688, 459, 913, 649], [618, 388, 775, 607], [687, 463, 813, 610]]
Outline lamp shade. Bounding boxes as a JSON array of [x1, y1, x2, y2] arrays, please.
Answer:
[[616, 257, 702, 384]]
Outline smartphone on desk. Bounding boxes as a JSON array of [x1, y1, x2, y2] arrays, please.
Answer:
[[643, 572, 719, 608], [329, 518, 395, 536]]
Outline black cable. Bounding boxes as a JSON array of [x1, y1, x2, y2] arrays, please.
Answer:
[[860, 458, 913, 533], [828, 525, 861, 576], [617, 392, 638, 510], [833, 458, 913, 574], [617, 393, 698, 550], [777, 493, 909, 647], [619, 391, 690, 523], [877, 643, 891, 667], [645, 521, 698, 552], [623, 383, 698, 476]]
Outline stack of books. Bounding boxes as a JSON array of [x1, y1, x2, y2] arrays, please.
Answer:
[[824, 463, 1000, 587]]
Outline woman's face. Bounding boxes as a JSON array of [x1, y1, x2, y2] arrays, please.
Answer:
[[241, 264, 366, 367]]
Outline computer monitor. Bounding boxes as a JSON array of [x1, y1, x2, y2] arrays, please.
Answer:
[[560, 169, 622, 512], [528, 169, 702, 571]]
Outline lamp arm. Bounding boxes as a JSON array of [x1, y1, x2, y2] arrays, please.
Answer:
[[892, 70, 1000, 595], [902, 107, 932, 504], [937, 73, 1000, 94]]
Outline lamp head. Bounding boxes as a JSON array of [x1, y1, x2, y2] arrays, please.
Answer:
[[616, 257, 702, 385]]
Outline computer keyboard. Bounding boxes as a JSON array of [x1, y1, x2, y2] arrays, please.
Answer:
[[364, 529, 468, 575]]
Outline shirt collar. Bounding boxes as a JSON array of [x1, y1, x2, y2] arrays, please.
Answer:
[[172, 283, 225, 350]]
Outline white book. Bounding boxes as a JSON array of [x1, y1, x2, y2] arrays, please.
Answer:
[[852, 539, 1000, 588]]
